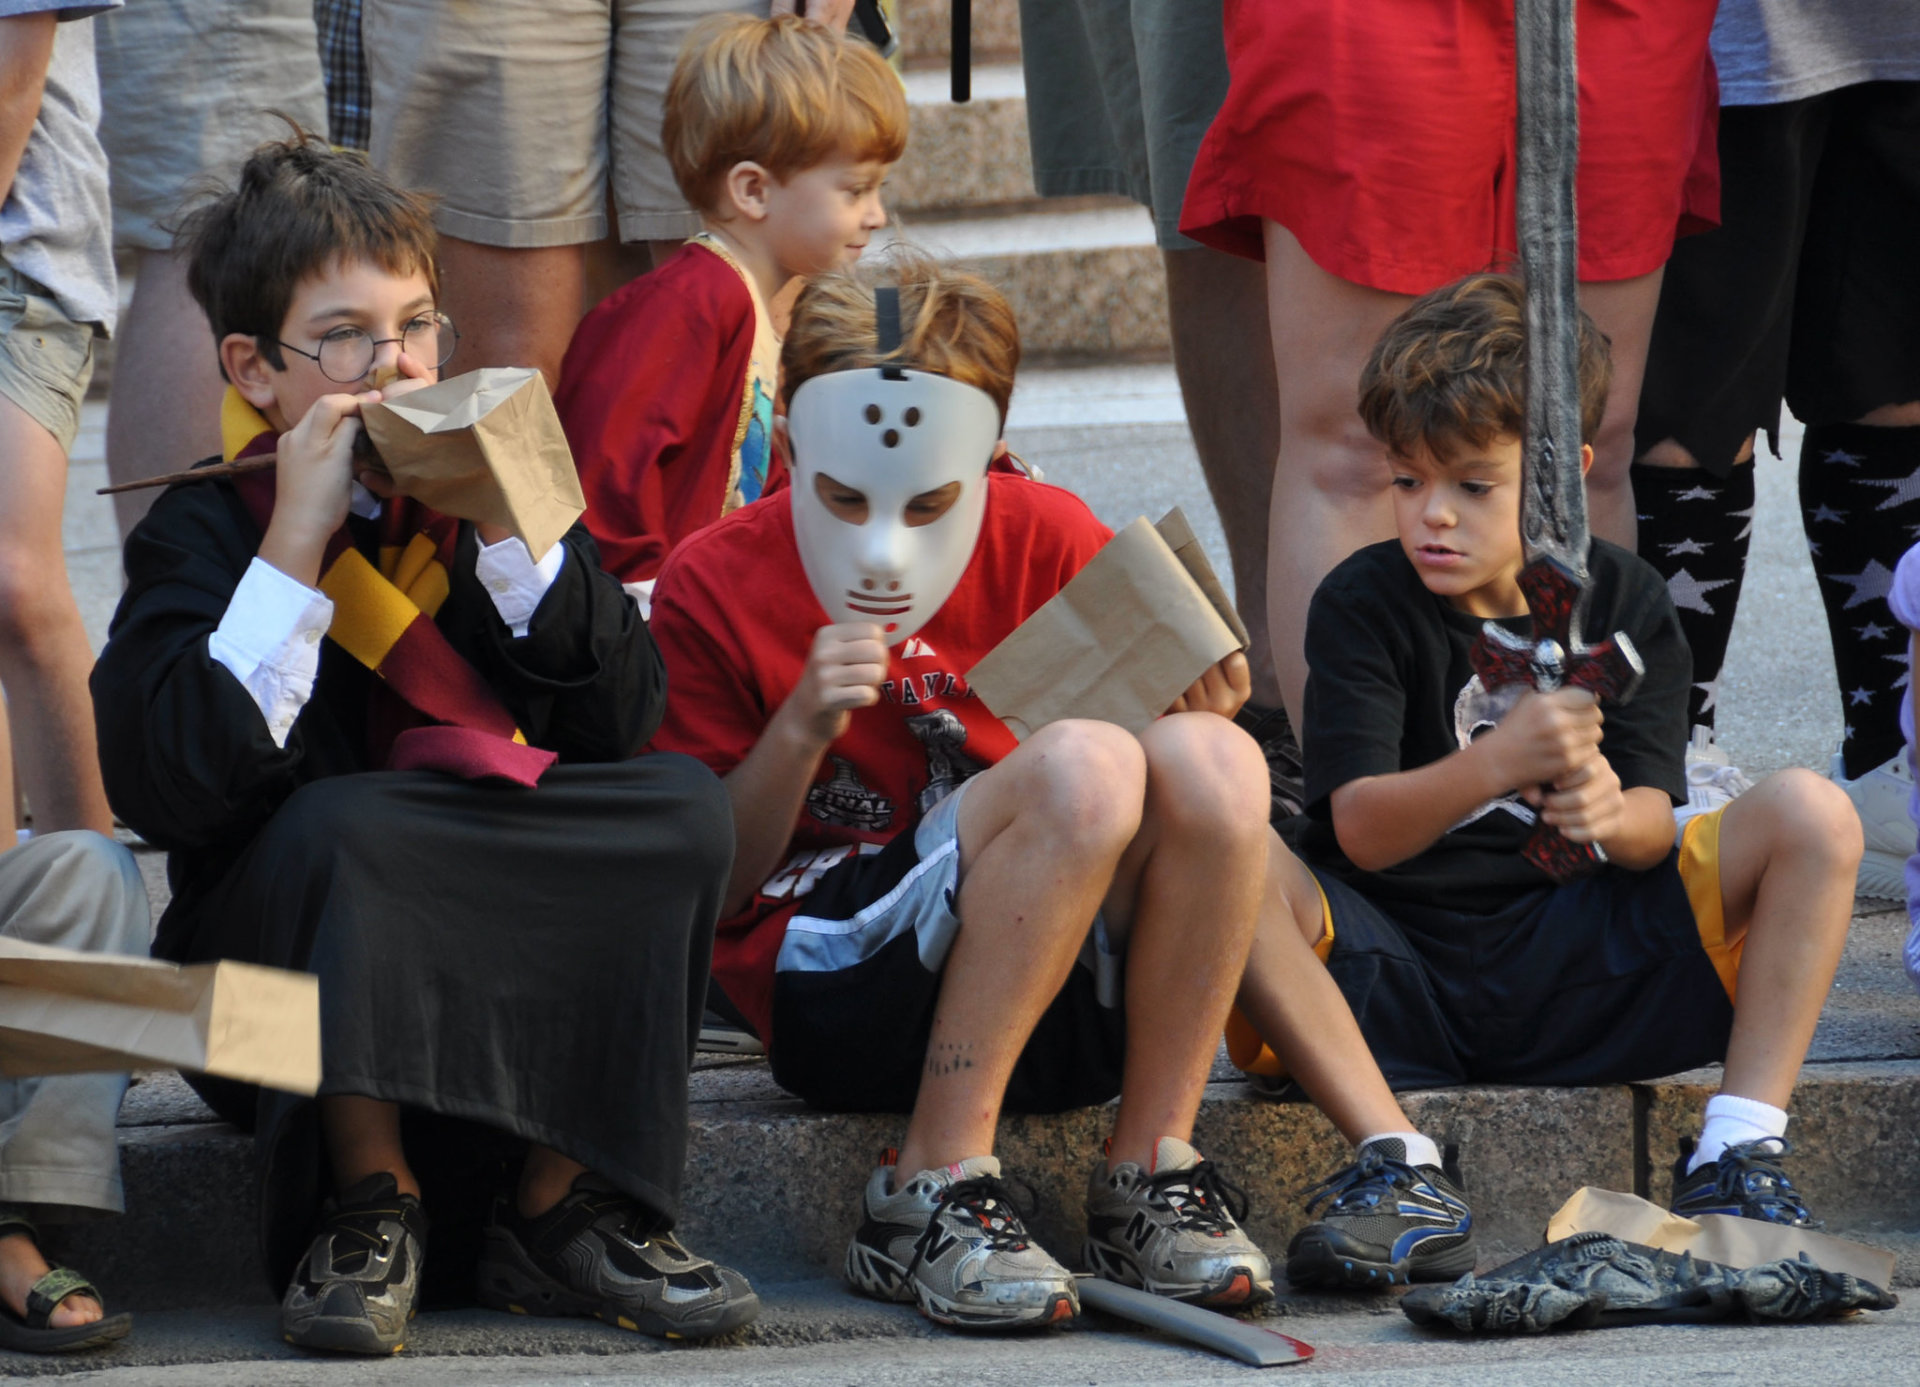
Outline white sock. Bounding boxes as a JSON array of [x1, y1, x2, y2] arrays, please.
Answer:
[[1360, 1131, 1442, 1169], [1688, 1094, 1788, 1172]]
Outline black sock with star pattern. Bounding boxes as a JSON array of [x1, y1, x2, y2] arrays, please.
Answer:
[[1632, 460, 1754, 729], [1801, 420, 1920, 779]]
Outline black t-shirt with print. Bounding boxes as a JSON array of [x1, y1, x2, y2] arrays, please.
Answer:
[[1299, 538, 1691, 914]]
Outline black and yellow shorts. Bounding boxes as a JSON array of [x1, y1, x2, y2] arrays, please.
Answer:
[[1230, 810, 1739, 1091]]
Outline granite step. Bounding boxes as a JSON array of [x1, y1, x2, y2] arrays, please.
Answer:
[[45, 1052, 1920, 1312], [880, 204, 1167, 359], [889, 63, 1039, 217], [897, 0, 1022, 71]]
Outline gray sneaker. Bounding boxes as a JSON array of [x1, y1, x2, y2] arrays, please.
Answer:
[[1083, 1137, 1274, 1307], [281, 1173, 425, 1355], [845, 1154, 1078, 1330], [477, 1176, 759, 1339]]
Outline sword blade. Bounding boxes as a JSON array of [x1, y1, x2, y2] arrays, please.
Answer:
[[1515, 0, 1587, 584]]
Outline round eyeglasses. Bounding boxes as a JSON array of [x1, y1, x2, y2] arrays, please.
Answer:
[[266, 311, 460, 383]]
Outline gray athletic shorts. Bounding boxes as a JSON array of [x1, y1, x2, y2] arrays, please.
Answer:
[[1016, 0, 1228, 250], [366, 0, 763, 248], [95, 0, 327, 252]]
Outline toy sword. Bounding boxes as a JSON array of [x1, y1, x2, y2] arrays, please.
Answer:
[[1468, 0, 1643, 882]]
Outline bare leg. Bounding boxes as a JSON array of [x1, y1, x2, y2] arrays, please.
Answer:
[[891, 721, 1146, 1179], [1578, 268, 1665, 548], [1164, 248, 1283, 706], [433, 238, 589, 391], [1236, 827, 1411, 1143], [105, 250, 226, 540], [1260, 222, 1412, 726], [321, 1095, 419, 1197], [518, 1145, 589, 1218], [0, 396, 110, 833], [0, 1230, 100, 1328], [1099, 714, 1268, 1167], [1712, 769, 1859, 1108]]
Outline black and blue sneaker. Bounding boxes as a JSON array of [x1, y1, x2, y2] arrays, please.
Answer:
[[1669, 1138, 1820, 1227], [1285, 1139, 1476, 1290]]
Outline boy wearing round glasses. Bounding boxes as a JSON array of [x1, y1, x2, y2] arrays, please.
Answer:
[[91, 131, 755, 1354]]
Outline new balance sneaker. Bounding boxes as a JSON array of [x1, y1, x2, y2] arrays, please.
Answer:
[[477, 1176, 759, 1338], [845, 1154, 1078, 1330], [1675, 726, 1754, 825], [1669, 1138, 1820, 1227], [1082, 1136, 1273, 1308], [1832, 749, 1915, 902], [1285, 1139, 1476, 1290], [281, 1173, 426, 1355]]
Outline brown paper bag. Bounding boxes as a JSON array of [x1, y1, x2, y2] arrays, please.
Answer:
[[361, 367, 586, 561], [0, 936, 319, 1094], [1155, 508, 1249, 649], [1546, 1186, 1895, 1287], [965, 516, 1242, 740]]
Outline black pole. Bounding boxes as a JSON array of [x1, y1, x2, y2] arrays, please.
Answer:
[[951, 0, 971, 102]]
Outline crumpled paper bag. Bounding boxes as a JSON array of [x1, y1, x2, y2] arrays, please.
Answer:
[[965, 511, 1243, 740], [361, 367, 586, 561], [0, 935, 319, 1094], [1546, 1185, 1894, 1287]]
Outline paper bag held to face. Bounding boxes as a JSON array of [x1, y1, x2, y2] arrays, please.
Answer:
[[0, 935, 319, 1094], [965, 514, 1242, 741], [360, 367, 586, 561]]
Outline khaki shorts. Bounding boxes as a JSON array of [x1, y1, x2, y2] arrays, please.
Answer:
[[95, 0, 328, 252], [0, 265, 96, 452], [366, 0, 764, 248]]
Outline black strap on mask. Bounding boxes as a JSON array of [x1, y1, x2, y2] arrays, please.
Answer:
[[875, 286, 905, 380]]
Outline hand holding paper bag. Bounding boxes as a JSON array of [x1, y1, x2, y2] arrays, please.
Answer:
[[360, 367, 587, 561], [966, 511, 1245, 739], [0, 936, 319, 1095]]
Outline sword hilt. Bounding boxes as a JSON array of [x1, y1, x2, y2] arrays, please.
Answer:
[[1469, 560, 1645, 882]]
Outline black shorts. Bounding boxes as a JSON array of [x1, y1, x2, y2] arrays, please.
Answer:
[[1232, 812, 1739, 1091], [767, 783, 1128, 1114], [1636, 82, 1920, 474]]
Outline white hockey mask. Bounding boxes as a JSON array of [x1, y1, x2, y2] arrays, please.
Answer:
[[786, 365, 1001, 645]]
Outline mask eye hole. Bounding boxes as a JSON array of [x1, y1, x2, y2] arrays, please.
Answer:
[[864, 404, 882, 424], [882, 429, 900, 447], [904, 407, 921, 427]]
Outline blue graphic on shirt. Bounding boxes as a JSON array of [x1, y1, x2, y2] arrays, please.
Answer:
[[740, 378, 774, 505]]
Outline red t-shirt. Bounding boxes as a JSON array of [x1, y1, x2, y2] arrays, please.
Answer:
[[649, 473, 1112, 1041], [558, 240, 786, 586]]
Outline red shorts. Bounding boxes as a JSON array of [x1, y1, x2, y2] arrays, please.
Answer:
[[1179, 0, 1722, 292]]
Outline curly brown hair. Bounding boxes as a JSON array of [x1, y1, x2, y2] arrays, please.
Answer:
[[1357, 272, 1612, 461], [176, 123, 439, 375], [781, 246, 1020, 424]]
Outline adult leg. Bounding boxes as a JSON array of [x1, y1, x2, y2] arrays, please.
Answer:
[[104, 250, 225, 539], [0, 832, 149, 1328], [1234, 828, 1412, 1143], [1097, 713, 1268, 1167], [891, 721, 1146, 1178], [433, 239, 588, 392], [1578, 268, 1665, 549], [1261, 222, 1412, 725], [0, 396, 110, 834], [1164, 248, 1282, 706], [1712, 769, 1859, 1108]]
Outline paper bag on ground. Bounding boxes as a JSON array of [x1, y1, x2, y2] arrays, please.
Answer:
[[1546, 1186, 1895, 1287], [1155, 507, 1250, 649], [361, 367, 586, 561], [966, 516, 1241, 740], [0, 935, 319, 1095]]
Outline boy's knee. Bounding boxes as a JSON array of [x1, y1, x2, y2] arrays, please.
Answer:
[[1013, 719, 1147, 850], [1749, 768, 1864, 868], [1140, 713, 1269, 837]]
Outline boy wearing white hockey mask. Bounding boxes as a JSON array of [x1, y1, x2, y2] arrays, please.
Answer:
[[649, 252, 1275, 1331]]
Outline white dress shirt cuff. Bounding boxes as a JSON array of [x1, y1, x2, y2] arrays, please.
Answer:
[[476, 534, 566, 638], [208, 558, 333, 748]]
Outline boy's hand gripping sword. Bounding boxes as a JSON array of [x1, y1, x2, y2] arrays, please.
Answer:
[[1468, 0, 1644, 882]]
